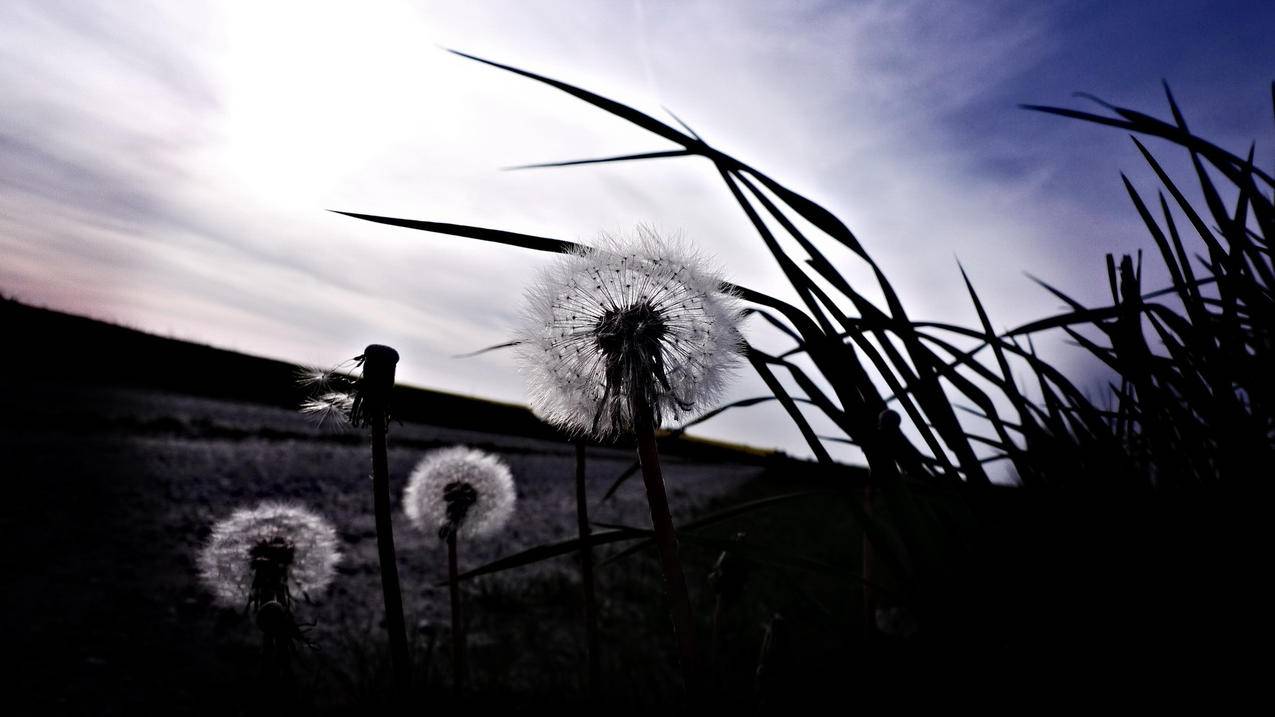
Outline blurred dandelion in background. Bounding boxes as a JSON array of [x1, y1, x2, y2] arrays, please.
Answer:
[[519, 226, 745, 439], [403, 446, 517, 540], [197, 502, 341, 609]]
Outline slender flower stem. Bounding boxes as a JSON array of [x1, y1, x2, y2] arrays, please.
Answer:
[[575, 441, 601, 695], [259, 627, 293, 707], [710, 595, 723, 666], [862, 480, 875, 641], [633, 403, 700, 695], [447, 531, 468, 692], [361, 345, 411, 695]]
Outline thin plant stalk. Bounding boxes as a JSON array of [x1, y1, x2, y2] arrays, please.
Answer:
[[359, 344, 411, 695], [632, 402, 700, 694], [254, 572, 293, 683], [446, 531, 468, 692], [575, 440, 601, 695], [710, 595, 723, 666], [256, 603, 296, 708], [706, 532, 746, 676], [420, 624, 438, 688], [862, 480, 875, 640]]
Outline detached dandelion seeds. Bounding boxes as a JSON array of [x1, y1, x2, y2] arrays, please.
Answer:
[[519, 227, 744, 693], [404, 446, 517, 693]]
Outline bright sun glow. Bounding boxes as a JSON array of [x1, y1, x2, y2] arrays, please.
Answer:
[[220, 1, 443, 205]]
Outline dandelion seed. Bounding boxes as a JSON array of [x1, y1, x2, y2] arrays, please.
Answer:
[[197, 502, 341, 609], [294, 365, 334, 388], [295, 358, 360, 426], [299, 391, 355, 426], [519, 226, 745, 438], [296, 350, 401, 429], [403, 446, 517, 540]]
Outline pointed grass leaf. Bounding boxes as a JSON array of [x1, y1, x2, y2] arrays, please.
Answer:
[[446, 49, 696, 149], [331, 211, 578, 254], [452, 340, 521, 359], [438, 528, 647, 586], [504, 149, 692, 171]]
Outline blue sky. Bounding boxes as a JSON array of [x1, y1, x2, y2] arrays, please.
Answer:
[[1, 0, 1271, 464]]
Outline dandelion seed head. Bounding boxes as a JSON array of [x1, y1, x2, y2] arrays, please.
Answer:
[[403, 446, 516, 540], [197, 502, 341, 608], [518, 226, 744, 437]]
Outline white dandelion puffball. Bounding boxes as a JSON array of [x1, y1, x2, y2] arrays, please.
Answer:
[[198, 502, 341, 608], [520, 228, 744, 438], [403, 446, 517, 540]]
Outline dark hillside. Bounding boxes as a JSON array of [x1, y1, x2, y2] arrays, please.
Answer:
[[0, 297, 772, 464]]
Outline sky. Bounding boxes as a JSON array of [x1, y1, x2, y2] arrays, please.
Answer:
[[2, 0, 1272, 465]]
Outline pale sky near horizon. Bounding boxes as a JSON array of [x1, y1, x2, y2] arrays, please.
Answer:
[[2, 0, 1272, 468]]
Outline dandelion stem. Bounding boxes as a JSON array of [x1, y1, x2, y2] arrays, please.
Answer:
[[575, 440, 601, 695], [862, 480, 876, 640], [710, 595, 722, 666], [361, 344, 411, 696], [447, 531, 468, 693], [259, 628, 293, 706], [633, 403, 700, 695]]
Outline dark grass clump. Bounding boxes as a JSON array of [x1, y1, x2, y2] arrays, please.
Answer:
[[1011, 84, 1274, 486]]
